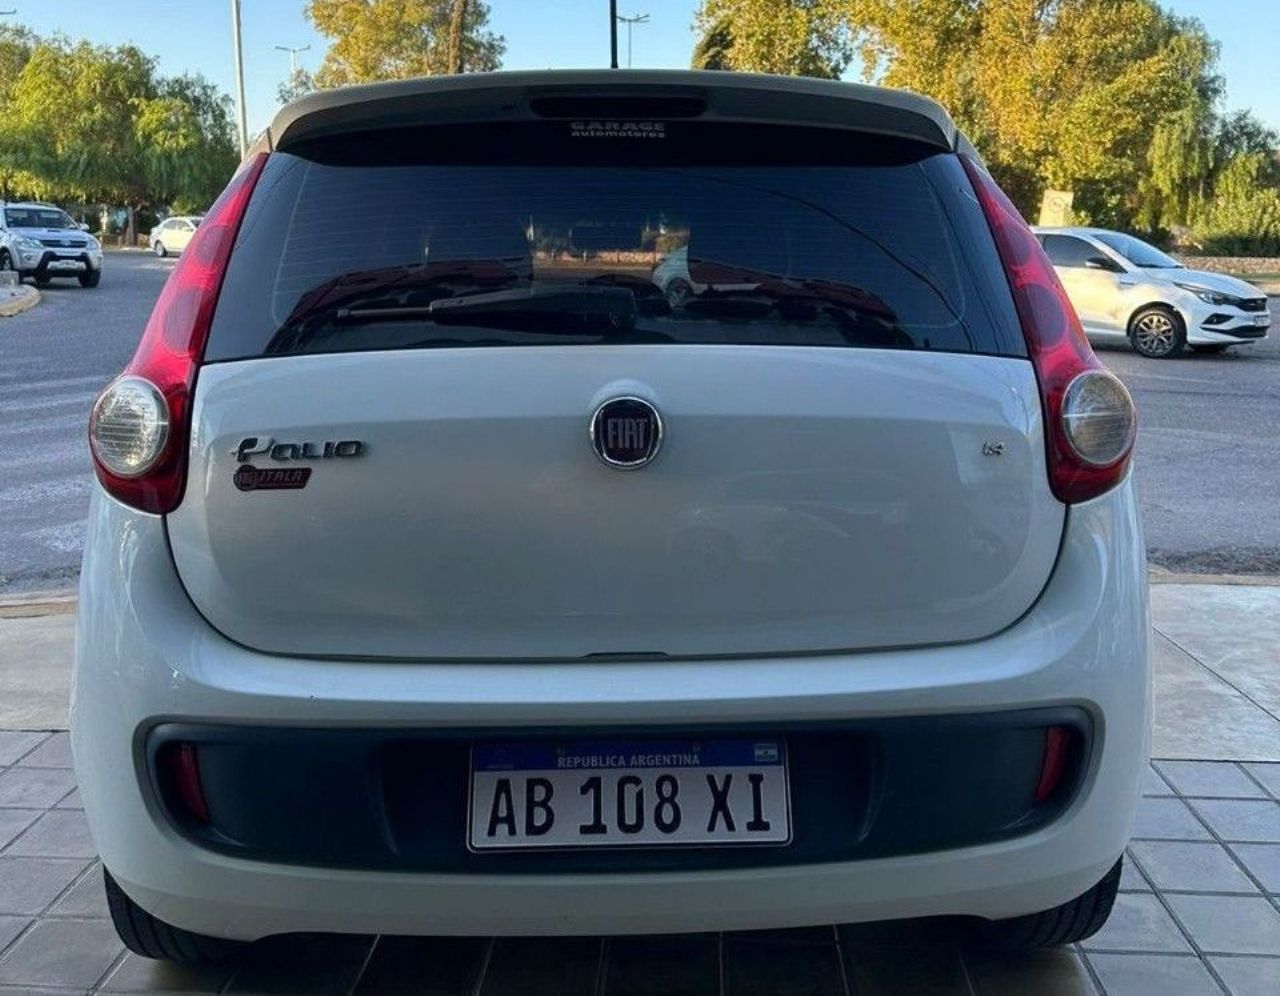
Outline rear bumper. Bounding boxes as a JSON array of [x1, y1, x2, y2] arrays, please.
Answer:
[[72, 478, 1149, 940]]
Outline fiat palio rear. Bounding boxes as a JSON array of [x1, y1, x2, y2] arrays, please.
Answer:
[[72, 70, 1148, 962]]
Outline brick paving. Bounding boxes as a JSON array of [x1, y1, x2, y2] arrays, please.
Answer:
[[1, 732, 1278, 994]]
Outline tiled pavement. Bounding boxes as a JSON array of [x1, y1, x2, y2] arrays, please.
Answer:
[[1, 732, 1278, 994]]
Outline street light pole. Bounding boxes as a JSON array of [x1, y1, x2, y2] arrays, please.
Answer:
[[230, 0, 249, 158], [614, 12, 649, 69], [609, 0, 618, 69], [274, 43, 310, 75]]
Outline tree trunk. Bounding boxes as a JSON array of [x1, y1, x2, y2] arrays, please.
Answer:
[[125, 205, 137, 248], [447, 0, 468, 74]]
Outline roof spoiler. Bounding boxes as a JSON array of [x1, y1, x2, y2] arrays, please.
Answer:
[[264, 69, 959, 156]]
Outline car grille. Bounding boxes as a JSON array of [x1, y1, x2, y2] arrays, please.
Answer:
[[1239, 298, 1268, 313], [37, 237, 88, 249]]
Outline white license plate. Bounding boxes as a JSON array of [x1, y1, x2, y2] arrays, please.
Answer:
[[469, 738, 791, 850], [1254, 315, 1270, 326], [48, 259, 82, 271]]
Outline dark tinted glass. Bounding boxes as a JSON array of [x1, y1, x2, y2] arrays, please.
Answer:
[[1040, 234, 1101, 269], [207, 127, 1023, 361], [1094, 232, 1181, 269], [4, 207, 75, 229]]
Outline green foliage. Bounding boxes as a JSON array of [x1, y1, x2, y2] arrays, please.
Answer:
[[693, 1, 852, 78], [693, 0, 1280, 251], [691, 16, 734, 70], [305, 0, 504, 87], [1190, 153, 1280, 255], [0, 27, 236, 215], [278, 67, 318, 105]]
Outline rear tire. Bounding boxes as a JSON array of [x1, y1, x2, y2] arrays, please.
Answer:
[[1130, 306, 1186, 358], [153, 241, 168, 257], [973, 859, 1122, 950], [79, 270, 101, 288], [104, 868, 245, 964]]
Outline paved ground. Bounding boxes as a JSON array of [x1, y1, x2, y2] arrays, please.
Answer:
[[0, 582, 1277, 993], [1, 734, 1277, 995], [0, 251, 171, 593], [1, 254, 1277, 592]]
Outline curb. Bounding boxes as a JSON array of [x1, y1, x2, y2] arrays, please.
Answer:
[[2, 569, 1278, 618], [0, 285, 40, 318]]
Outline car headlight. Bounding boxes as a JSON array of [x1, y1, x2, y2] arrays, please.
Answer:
[[15, 236, 43, 252], [1174, 282, 1236, 307]]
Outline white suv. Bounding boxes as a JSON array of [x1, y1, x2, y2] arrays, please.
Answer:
[[74, 71, 1148, 964], [1034, 226, 1270, 358], [0, 202, 104, 287]]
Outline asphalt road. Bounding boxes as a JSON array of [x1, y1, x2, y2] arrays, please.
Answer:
[[0, 249, 1277, 593]]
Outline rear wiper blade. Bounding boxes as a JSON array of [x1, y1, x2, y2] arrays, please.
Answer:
[[338, 284, 639, 334]]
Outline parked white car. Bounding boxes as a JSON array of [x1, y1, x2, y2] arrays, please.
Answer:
[[0, 201, 104, 287], [1033, 226, 1270, 357], [149, 215, 203, 257], [76, 70, 1147, 964]]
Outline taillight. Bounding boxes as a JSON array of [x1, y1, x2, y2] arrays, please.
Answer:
[[89, 153, 268, 513], [961, 156, 1135, 503]]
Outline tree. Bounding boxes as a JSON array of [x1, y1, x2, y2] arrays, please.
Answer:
[[838, 0, 1235, 227], [305, 0, 504, 87], [691, 17, 734, 70], [1, 29, 238, 238], [278, 66, 317, 104], [693, 0, 851, 78], [0, 25, 37, 199]]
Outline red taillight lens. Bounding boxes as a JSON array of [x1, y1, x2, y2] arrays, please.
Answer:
[[89, 153, 268, 513], [961, 156, 1135, 503]]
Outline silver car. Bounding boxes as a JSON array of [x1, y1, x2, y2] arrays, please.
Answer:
[[1033, 226, 1270, 358]]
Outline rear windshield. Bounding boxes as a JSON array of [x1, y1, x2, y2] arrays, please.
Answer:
[[207, 125, 1023, 361]]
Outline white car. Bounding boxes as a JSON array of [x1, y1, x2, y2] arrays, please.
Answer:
[[149, 215, 203, 257], [1033, 226, 1271, 357], [75, 71, 1147, 964]]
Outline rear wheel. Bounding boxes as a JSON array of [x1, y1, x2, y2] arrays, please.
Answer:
[[153, 240, 168, 258], [1190, 343, 1229, 354], [1130, 306, 1185, 358], [973, 859, 1121, 949], [104, 868, 245, 964], [79, 270, 101, 288]]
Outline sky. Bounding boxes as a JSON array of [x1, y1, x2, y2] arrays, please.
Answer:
[[7, 0, 1278, 139]]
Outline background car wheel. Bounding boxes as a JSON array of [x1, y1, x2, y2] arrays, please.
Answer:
[[665, 278, 693, 308], [972, 859, 1121, 949], [1190, 344, 1229, 354], [0, 249, 13, 272], [153, 241, 167, 257], [1130, 306, 1186, 358], [79, 270, 101, 288], [104, 868, 245, 964]]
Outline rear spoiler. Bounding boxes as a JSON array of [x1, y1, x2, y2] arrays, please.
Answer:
[[257, 69, 960, 158]]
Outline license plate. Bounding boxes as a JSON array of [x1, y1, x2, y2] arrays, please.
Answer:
[[49, 259, 82, 271], [468, 738, 791, 851], [1254, 315, 1270, 326]]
